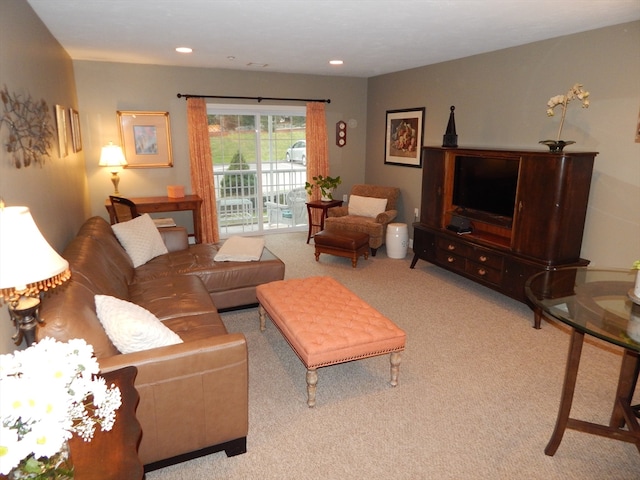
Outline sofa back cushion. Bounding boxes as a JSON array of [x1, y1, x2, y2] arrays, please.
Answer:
[[38, 278, 120, 358], [76, 216, 135, 284], [37, 216, 137, 358]]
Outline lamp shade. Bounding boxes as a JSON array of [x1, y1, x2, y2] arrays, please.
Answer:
[[99, 142, 127, 167], [0, 206, 70, 302]]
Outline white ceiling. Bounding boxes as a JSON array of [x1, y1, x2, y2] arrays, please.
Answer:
[[27, 0, 640, 78]]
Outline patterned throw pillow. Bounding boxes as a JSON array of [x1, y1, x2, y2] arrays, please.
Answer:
[[111, 214, 168, 267], [95, 295, 183, 354]]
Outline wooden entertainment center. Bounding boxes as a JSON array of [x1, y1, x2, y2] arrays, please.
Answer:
[[411, 147, 597, 327]]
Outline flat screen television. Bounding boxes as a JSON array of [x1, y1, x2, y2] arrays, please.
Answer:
[[452, 155, 520, 225]]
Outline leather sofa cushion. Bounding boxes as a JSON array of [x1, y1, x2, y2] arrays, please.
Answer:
[[135, 243, 285, 295]]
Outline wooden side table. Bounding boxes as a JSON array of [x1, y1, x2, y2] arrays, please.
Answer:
[[105, 195, 203, 243], [306, 199, 343, 243], [69, 366, 143, 479]]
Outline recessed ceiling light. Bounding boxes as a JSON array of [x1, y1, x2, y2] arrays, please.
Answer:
[[176, 47, 193, 53], [329, 60, 344, 65]]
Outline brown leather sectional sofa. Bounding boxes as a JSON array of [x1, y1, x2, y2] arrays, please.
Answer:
[[37, 216, 285, 470]]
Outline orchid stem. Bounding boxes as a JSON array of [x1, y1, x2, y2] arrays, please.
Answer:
[[556, 100, 567, 142]]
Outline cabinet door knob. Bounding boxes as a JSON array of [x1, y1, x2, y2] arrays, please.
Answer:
[[447, 256, 455, 263], [447, 244, 456, 251], [479, 255, 487, 262], [478, 268, 486, 276]]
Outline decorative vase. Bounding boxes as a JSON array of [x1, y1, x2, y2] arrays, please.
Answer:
[[8, 441, 74, 480], [539, 140, 575, 153], [321, 189, 333, 202]]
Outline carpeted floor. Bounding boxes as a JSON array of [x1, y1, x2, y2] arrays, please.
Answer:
[[147, 232, 640, 480]]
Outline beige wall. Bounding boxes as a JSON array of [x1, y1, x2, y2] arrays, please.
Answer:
[[73, 61, 368, 228], [0, 0, 88, 353], [366, 21, 640, 269]]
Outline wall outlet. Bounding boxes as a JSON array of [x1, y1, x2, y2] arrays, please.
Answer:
[[414, 207, 419, 218], [343, 194, 348, 203]]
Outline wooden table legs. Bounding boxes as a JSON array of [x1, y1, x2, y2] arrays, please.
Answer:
[[546, 328, 640, 456]]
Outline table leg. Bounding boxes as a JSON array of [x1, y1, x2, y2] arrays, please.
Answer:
[[545, 328, 584, 456], [610, 349, 640, 429], [306, 204, 313, 243], [193, 204, 202, 244], [259, 304, 267, 332], [306, 368, 318, 408], [390, 352, 402, 387]]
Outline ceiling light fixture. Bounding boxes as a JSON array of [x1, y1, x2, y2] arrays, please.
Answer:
[[175, 47, 193, 53], [329, 60, 344, 65]]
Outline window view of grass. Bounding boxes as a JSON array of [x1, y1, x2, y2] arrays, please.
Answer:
[[208, 114, 305, 164]]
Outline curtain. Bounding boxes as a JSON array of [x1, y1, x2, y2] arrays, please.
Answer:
[[306, 102, 330, 227], [187, 97, 219, 243]]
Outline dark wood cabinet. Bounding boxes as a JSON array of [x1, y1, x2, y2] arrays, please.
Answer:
[[412, 147, 596, 321]]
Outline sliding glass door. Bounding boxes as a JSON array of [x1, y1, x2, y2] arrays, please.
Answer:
[[207, 104, 307, 237]]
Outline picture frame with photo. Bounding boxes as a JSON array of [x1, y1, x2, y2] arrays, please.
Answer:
[[117, 110, 173, 168], [69, 108, 82, 152], [55, 104, 67, 158], [384, 107, 425, 167]]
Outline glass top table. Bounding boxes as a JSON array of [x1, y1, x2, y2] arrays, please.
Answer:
[[525, 268, 640, 455]]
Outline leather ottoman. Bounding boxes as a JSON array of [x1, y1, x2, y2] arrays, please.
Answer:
[[313, 230, 369, 267]]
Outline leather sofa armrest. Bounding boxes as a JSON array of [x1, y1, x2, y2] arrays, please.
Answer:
[[98, 333, 247, 377], [328, 206, 348, 217], [98, 334, 249, 465], [376, 209, 398, 224], [159, 227, 189, 252]]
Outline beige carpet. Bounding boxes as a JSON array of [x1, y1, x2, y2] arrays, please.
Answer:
[[147, 232, 640, 480]]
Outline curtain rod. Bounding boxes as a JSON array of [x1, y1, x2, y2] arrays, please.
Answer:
[[176, 93, 330, 104]]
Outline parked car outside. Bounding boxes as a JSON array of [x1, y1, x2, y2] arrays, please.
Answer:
[[285, 140, 306, 166]]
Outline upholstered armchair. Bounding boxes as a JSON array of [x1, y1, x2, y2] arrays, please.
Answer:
[[324, 184, 400, 255]]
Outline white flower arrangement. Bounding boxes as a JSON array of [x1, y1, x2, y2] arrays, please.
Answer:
[[0, 338, 122, 475], [545, 83, 590, 142]]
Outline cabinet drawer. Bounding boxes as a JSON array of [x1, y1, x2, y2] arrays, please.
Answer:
[[435, 248, 466, 273], [465, 261, 502, 285], [436, 237, 471, 257], [469, 247, 504, 270]]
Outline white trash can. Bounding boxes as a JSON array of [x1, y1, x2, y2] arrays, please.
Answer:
[[386, 223, 408, 259]]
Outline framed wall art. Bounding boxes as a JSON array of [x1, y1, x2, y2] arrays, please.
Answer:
[[117, 110, 173, 168], [384, 107, 425, 167], [69, 108, 82, 152], [55, 104, 68, 158]]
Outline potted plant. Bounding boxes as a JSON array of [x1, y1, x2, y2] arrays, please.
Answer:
[[305, 175, 342, 201]]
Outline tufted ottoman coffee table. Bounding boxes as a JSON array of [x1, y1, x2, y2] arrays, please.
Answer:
[[313, 230, 370, 268], [256, 276, 406, 407]]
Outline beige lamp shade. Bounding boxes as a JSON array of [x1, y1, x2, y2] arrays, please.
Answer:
[[0, 206, 71, 302], [99, 142, 127, 167]]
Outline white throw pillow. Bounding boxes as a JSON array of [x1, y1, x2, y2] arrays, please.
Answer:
[[348, 195, 388, 218], [95, 295, 183, 354], [111, 214, 168, 267]]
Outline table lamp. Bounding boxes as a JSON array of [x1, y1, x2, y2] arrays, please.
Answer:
[[0, 203, 71, 346], [99, 142, 128, 194]]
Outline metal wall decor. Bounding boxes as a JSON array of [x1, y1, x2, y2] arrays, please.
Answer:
[[0, 86, 55, 168]]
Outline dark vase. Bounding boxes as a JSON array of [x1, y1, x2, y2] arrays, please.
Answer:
[[539, 140, 575, 153]]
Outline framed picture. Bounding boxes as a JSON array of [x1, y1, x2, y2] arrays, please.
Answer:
[[384, 107, 425, 167], [55, 104, 68, 158], [117, 111, 173, 168], [69, 108, 82, 153]]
